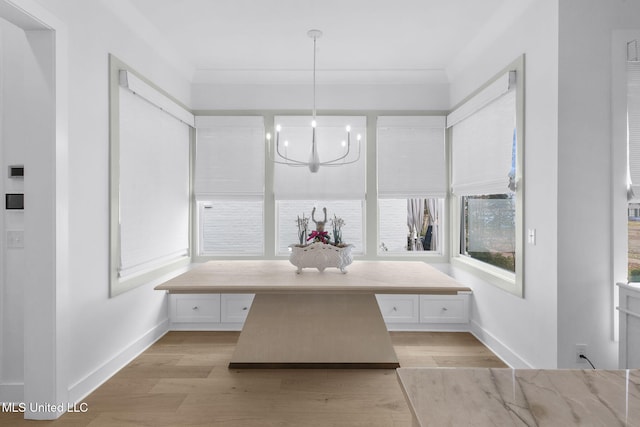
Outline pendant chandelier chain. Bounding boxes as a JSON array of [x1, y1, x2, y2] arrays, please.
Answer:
[[313, 34, 317, 119]]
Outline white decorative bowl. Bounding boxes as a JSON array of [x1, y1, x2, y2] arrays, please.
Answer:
[[289, 242, 354, 274]]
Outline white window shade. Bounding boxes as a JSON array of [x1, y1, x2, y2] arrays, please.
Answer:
[[273, 116, 366, 200], [195, 116, 265, 199], [119, 70, 194, 127], [450, 87, 516, 196], [447, 71, 515, 128], [377, 116, 446, 198], [628, 61, 640, 201], [118, 87, 190, 278]]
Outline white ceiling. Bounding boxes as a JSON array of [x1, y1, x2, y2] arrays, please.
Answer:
[[121, 0, 510, 84]]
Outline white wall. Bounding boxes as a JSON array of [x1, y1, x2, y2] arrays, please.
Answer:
[[556, 0, 640, 369], [192, 83, 449, 111], [14, 0, 632, 394], [447, 0, 560, 368], [0, 17, 27, 395], [30, 0, 192, 401]]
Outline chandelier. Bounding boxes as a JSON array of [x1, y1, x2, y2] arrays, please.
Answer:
[[266, 29, 362, 173]]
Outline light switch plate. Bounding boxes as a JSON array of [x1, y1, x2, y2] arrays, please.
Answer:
[[6, 230, 24, 248], [527, 228, 536, 245]]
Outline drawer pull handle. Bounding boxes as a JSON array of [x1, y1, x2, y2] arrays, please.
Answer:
[[442, 307, 448, 311], [192, 306, 199, 310], [392, 307, 397, 311], [242, 307, 248, 311]]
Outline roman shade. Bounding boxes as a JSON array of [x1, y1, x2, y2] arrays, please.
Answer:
[[118, 86, 190, 278], [119, 70, 194, 127], [273, 116, 366, 200], [194, 116, 265, 200], [377, 116, 446, 198], [449, 71, 517, 196]]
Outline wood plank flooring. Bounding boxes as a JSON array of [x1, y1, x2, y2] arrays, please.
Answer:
[[1, 331, 506, 426]]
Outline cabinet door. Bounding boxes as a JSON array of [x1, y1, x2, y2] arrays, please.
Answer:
[[420, 295, 469, 324], [620, 286, 640, 368], [221, 294, 254, 323], [376, 295, 420, 323], [170, 294, 221, 323]]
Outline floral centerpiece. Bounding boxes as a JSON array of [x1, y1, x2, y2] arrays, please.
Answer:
[[289, 207, 354, 273]]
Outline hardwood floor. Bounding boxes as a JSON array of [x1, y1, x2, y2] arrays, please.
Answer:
[[1, 331, 506, 426]]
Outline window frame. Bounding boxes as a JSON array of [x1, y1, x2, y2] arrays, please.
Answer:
[[449, 55, 525, 297], [109, 55, 194, 297], [376, 197, 446, 256]]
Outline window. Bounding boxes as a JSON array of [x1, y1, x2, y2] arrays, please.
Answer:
[[273, 116, 366, 253], [378, 198, 443, 253], [629, 204, 640, 282], [110, 63, 194, 296], [194, 116, 265, 256], [627, 45, 640, 281], [448, 60, 523, 296], [376, 117, 446, 254], [461, 195, 515, 272], [276, 200, 364, 255]]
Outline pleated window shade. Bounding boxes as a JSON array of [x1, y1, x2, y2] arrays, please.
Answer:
[[628, 61, 640, 201], [273, 116, 366, 200], [118, 87, 191, 278], [449, 72, 517, 196], [194, 116, 265, 200], [377, 116, 446, 198]]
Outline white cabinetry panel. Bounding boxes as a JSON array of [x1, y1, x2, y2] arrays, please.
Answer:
[[221, 294, 254, 323], [419, 295, 469, 324], [168, 293, 471, 331], [619, 283, 640, 368], [170, 294, 221, 323], [376, 295, 419, 323]]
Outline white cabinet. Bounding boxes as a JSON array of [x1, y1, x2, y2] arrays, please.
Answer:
[[221, 294, 254, 323], [420, 295, 469, 324], [169, 293, 469, 331], [376, 295, 420, 323], [618, 283, 640, 368], [170, 294, 220, 323], [376, 293, 471, 331], [169, 293, 254, 330]]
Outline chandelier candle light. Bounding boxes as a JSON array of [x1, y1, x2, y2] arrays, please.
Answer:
[[266, 29, 362, 173]]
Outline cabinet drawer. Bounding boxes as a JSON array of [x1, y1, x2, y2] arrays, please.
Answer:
[[221, 294, 254, 323], [420, 295, 469, 324], [171, 294, 221, 323], [376, 295, 419, 323]]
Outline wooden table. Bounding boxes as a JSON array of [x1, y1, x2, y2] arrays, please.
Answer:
[[397, 368, 640, 426], [155, 260, 471, 369]]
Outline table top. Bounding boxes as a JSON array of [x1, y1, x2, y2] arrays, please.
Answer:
[[154, 260, 471, 294], [397, 368, 640, 426]]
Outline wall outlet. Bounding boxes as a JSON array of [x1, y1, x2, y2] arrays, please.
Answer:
[[575, 344, 587, 363]]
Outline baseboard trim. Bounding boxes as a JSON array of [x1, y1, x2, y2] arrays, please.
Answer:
[[385, 323, 470, 332], [228, 362, 400, 369], [170, 322, 243, 331], [170, 323, 470, 332], [0, 382, 24, 404], [470, 319, 533, 368], [68, 319, 169, 404]]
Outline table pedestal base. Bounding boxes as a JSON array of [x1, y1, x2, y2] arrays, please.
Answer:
[[229, 293, 399, 369]]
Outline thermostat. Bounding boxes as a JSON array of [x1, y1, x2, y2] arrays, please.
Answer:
[[8, 165, 24, 178]]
